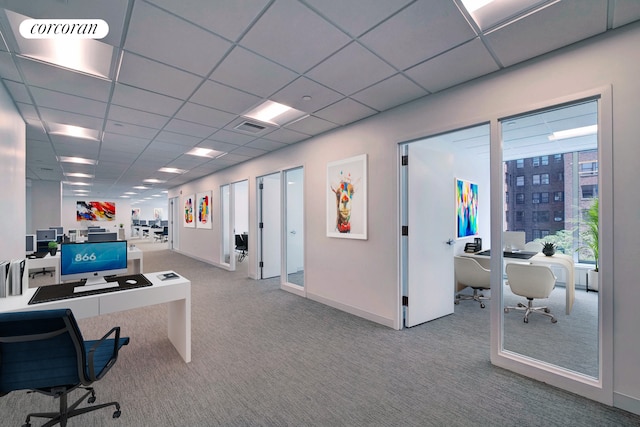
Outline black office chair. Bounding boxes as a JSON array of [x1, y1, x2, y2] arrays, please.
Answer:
[[235, 234, 248, 262], [0, 309, 130, 426], [154, 226, 169, 242], [30, 241, 55, 279]]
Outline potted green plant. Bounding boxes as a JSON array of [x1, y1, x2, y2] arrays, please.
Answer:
[[579, 197, 599, 291], [542, 241, 556, 256], [47, 240, 58, 256]]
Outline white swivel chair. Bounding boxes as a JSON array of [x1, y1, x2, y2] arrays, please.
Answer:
[[454, 256, 491, 308], [504, 263, 557, 323]]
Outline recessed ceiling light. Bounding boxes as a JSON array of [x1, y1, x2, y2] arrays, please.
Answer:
[[133, 186, 149, 190], [548, 125, 597, 141], [186, 147, 223, 158], [243, 100, 308, 126], [124, 192, 137, 195], [158, 167, 187, 174], [120, 195, 130, 198], [162, 190, 168, 193], [461, 0, 494, 13], [302, 95, 312, 101], [63, 181, 91, 186], [143, 178, 166, 184], [152, 194, 162, 197], [64, 172, 94, 178], [58, 156, 97, 165], [47, 123, 100, 140], [6, 10, 115, 79]]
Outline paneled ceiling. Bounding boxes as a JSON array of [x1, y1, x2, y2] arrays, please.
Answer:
[[0, 0, 638, 201]]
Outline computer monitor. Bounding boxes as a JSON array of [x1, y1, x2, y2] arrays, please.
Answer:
[[26, 234, 35, 253], [139, 220, 147, 226], [60, 240, 128, 286], [87, 232, 118, 242], [160, 220, 168, 227], [36, 229, 57, 242], [503, 231, 526, 251], [133, 219, 140, 226], [49, 226, 64, 236]]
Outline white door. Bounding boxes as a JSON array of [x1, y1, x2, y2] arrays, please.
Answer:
[[259, 173, 281, 279], [405, 143, 455, 327]]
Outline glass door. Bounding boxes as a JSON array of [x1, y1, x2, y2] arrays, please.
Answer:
[[284, 167, 304, 289]]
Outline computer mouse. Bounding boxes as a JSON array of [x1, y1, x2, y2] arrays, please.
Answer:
[[125, 279, 137, 285]]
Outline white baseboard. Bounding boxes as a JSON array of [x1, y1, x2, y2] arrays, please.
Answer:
[[614, 392, 640, 416], [307, 292, 396, 329]]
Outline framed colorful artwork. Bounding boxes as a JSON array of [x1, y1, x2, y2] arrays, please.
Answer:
[[77, 201, 116, 221], [131, 208, 140, 220], [153, 208, 163, 221], [196, 191, 212, 229], [183, 194, 195, 228], [326, 154, 367, 239], [455, 177, 479, 238]]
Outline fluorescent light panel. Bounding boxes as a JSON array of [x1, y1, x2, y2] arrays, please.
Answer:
[[48, 123, 100, 140], [158, 167, 186, 174], [58, 156, 97, 165], [243, 100, 307, 126], [186, 147, 224, 158], [143, 178, 166, 184], [64, 172, 94, 178], [548, 125, 597, 141]]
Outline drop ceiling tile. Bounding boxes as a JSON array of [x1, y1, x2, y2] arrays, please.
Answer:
[[229, 145, 267, 157], [285, 115, 339, 136], [102, 133, 150, 154], [240, 0, 351, 73], [175, 102, 236, 128], [263, 127, 310, 144], [111, 84, 183, 117], [200, 139, 242, 153], [165, 155, 211, 169], [105, 120, 159, 139], [17, 57, 112, 102], [360, 0, 476, 70], [245, 139, 287, 151], [143, 140, 188, 157], [3, 80, 31, 103], [164, 118, 217, 138], [118, 53, 202, 100], [271, 77, 344, 114], [314, 98, 377, 125], [30, 87, 107, 118], [211, 46, 298, 98], [405, 38, 500, 93], [38, 107, 104, 130], [16, 102, 39, 122], [107, 105, 170, 129], [208, 128, 256, 145], [307, 42, 397, 95], [26, 124, 49, 142], [351, 74, 427, 111], [126, 1, 231, 77], [190, 80, 262, 114], [303, 0, 413, 37], [154, 130, 203, 147], [485, 0, 608, 67], [0, 52, 21, 81], [223, 153, 252, 163], [146, 0, 271, 42]]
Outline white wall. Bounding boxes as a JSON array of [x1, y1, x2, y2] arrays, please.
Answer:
[[0, 82, 25, 261], [168, 23, 640, 412], [30, 180, 61, 234]]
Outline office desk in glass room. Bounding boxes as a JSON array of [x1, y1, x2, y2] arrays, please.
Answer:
[[463, 251, 575, 314], [0, 271, 191, 363]]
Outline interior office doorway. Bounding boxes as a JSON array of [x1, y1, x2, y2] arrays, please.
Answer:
[[283, 166, 304, 294], [169, 196, 179, 250], [399, 124, 491, 328], [257, 172, 281, 279]]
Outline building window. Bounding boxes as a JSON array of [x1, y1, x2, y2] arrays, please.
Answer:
[[532, 192, 540, 204], [580, 161, 598, 176], [541, 192, 549, 203], [557, 172, 564, 182], [505, 192, 509, 203], [516, 193, 525, 204], [541, 155, 549, 166], [554, 191, 564, 202], [516, 159, 524, 168], [516, 211, 524, 221], [541, 173, 549, 184], [554, 211, 564, 222], [532, 174, 540, 185], [532, 229, 541, 240], [516, 175, 524, 186], [532, 157, 540, 167], [554, 154, 562, 163], [541, 230, 550, 238], [582, 184, 598, 199], [532, 211, 549, 222]]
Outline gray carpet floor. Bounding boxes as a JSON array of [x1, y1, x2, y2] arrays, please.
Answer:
[[4, 242, 640, 426]]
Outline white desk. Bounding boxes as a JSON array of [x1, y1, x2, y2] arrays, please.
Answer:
[[464, 251, 575, 314], [26, 247, 144, 288], [0, 271, 191, 363]]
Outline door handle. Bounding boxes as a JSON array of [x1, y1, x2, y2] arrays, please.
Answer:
[[445, 239, 454, 246]]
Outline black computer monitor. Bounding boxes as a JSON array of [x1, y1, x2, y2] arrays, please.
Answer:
[[160, 220, 168, 227], [36, 229, 56, 242], [26, 234, 35, 252], [49, 226, 64, 236], [139, 220, 147, 226], [87, 232, 118, 242]]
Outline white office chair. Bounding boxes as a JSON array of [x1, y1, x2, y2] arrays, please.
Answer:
[[454, 256, 491, 308], [524, 241, 543, 252], [504, 263, 557, 323]]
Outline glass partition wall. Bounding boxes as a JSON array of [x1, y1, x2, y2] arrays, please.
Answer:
[[499, 99, 601, 379]]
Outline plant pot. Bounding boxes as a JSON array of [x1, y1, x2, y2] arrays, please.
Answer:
[[542, 248, 555, 257], [587, 269, 599, 292], [48, 248, 57, 256]]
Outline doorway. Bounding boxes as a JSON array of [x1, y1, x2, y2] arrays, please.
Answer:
[[257, 173, 281, 279]]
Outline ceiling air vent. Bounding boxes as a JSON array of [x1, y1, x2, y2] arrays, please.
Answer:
[[234, 120, 267, 134]]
